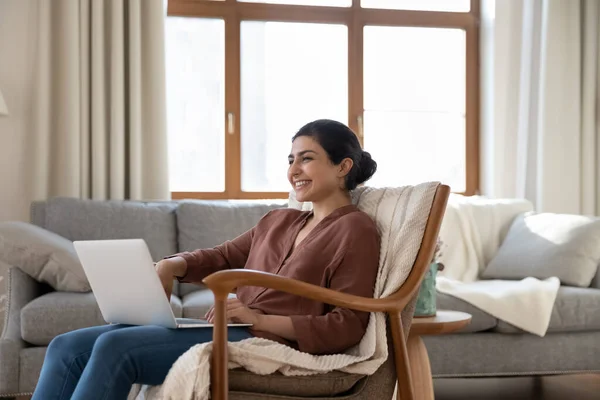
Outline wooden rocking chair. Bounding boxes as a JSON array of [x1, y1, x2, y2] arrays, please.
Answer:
[[203, 184, 450, 400]]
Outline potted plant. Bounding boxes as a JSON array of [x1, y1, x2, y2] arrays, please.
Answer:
[[414, 238, 445, 317]]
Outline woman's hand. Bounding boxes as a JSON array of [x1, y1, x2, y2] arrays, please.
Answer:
[[155, 260, 175, 300], [155, 257, 187, 300], [205, 298, 261, 326], [206, 300, 296, 340]]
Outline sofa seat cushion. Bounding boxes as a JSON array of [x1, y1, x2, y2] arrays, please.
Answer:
[[229, 368, 364, 397], [170, 294, 183, 318], [21, 292, 184, 345], [493, 287, 600, 334], [21, 292, 105, 345], [436, 292, 497, 332], [182, 290, 236, 318]]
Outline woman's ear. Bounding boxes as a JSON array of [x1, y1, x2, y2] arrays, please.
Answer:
[[338, 158, 354, 177]]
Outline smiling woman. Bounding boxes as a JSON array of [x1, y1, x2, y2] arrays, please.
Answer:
[[33, 118, 383, 399]]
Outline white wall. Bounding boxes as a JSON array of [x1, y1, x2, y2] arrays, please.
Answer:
[[0, 0, 39, 222]]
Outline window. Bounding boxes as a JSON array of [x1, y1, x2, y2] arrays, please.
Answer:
[[363, 26, 467, 191], [166, 0, 479, 199], [240, 21, 348, 192]]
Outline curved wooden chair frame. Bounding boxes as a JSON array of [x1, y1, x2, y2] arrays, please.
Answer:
[[203, 184, 450, 400]]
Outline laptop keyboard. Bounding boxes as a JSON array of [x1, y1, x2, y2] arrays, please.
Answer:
[[176, 318, 210, 325]]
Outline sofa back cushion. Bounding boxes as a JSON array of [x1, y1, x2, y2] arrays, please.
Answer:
[[176, 200, 284, 296], [40, 198, 178, 262]]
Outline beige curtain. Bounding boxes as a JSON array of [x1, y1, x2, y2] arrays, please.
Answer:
[[580, 0, 600, 216], [480, 0, 600, 215], [30, 0, 169, 201]]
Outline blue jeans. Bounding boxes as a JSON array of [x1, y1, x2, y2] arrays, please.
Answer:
[[32, 324, 253, 400]]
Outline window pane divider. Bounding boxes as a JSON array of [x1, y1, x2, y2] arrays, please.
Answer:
[[348, 3, 363, 146], [465, 7, 480, 196], [225, 13, 242, 195]]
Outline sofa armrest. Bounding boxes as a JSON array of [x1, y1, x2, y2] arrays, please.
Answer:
[[591, 266, 600, 289], [2, 267, 50, 342], [0, 267, 50, 394]]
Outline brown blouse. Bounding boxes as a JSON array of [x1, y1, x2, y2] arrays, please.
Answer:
[[172, 205, 380, 355]]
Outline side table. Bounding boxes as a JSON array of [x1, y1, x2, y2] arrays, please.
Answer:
[[409, 310, 472, 399]]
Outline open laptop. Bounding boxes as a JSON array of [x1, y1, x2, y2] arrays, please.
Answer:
[[73, 239, 252, 329]]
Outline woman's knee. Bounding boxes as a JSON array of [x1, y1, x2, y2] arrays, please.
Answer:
[[47, 330, 89, 358], [90, 329, 133, 360], [88, 330, 141, 378]]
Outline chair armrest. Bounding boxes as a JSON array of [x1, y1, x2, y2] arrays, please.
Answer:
[[203, 269, 395, 313]]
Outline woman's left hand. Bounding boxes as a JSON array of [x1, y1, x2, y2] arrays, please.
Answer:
[[205, 298, 261, 326]]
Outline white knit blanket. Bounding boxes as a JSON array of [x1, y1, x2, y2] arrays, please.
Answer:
[[435, 194, 560, 336], [128, 182, 439, 400]]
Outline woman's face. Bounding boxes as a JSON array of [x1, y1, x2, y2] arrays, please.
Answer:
[[288, 136, 344, 203]]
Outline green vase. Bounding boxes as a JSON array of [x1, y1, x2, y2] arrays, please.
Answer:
[[414, 263, 440, 317]]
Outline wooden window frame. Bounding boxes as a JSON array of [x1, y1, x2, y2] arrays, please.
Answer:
[[168, 0, 480, 200]]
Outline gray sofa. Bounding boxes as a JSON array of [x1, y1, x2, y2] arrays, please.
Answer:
[[0, 197, 599, 398]]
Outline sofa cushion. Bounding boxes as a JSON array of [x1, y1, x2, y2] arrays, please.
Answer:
[[21, 292, 184, 345], [493, 286, 600, 334], [176, 201, 284, 296], [0, 222, 90, 292], [229, 368, 364, 397], [43, 198, 178, 262], [21, 292, 105, 345], [171, 294, 183, 318], [482, 212, 600, 287], [436, 292, 497, 332]]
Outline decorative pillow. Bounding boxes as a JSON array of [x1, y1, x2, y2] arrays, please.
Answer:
[[0, 221, 90, 292], [482, 212, 600, 287]]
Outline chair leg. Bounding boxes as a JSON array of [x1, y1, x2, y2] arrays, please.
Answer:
[[390, 313, 415, 400], [211, 297, 229, 400], [407, 334, 434, 400]]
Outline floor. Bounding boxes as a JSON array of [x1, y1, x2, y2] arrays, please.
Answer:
[[434, 374, 600, 400], [15, 374, 600, 399]]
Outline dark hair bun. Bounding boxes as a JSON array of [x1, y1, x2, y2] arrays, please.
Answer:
[[356, 150, 377, 185]]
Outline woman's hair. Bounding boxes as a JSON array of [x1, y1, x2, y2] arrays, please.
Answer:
[[292, 119, 377, 191]]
